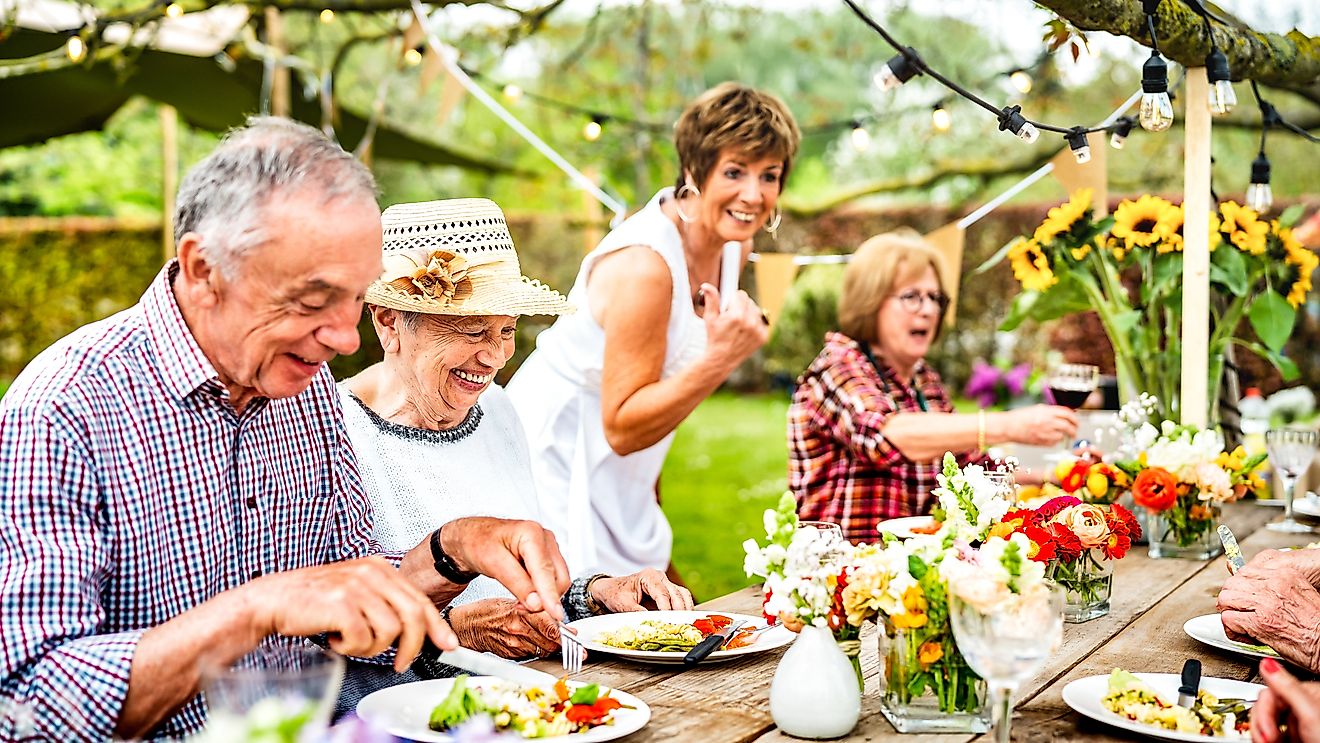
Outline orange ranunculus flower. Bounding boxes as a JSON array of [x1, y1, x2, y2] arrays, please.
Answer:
[[918, 640, 944, 668], [1133, 467, 1178, 512], [1188, 504, 1215, 521]]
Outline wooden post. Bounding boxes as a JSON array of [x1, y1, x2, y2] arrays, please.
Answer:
[[160, 104, 179, 263], [1180, 67, 1211, 427], [264, 7, 290, 117]]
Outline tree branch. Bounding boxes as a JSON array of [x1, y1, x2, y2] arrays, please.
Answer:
[[781, 150, 1056, 218], [1036, 0, 1320, 104]]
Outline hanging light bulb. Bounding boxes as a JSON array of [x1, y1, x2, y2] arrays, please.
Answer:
[[1065, 128, 1092, 164], [583, 117, 603, 141], [1205, 47, 1236, 115], [319, 8, 335, 23], [65, 35, 86, 63], [873, 48, 921, 91], [403, 47, 423, 66], [930, 103, 952, 132], [849, 121, 871, 151], [997, 105, 1039, 144], [1245, 152, 1272, 213], [1009, 68, 1033, 95], [1109, 117, 1134, 150], [1139, 52, 1174, 132], [502, 84, 523, 103], [165, 3, 183, 18]]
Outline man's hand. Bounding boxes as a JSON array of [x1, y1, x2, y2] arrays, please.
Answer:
[[1251, 657, 1320, 743], [441, 518, 572, 621], [246, 557, 455, 672], [1218, 564, 1320, 673], [449, 599, 562, 658], [591, 569, 695, 612]]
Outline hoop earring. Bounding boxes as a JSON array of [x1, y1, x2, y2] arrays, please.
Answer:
[[675, 183, 700, 224], [764, 207, 782, 236]]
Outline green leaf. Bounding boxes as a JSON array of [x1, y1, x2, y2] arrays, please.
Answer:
[[1210, 244, 1248, 295], [570, 683, 601, 705], [973, 239, 1016, 275], [1153, 253, 1184, 292], [1241, 340, 1300, 381], [908, 555, 929, 580], [1279, 204, 1305, 228], [1247, 290, 1296, 353]]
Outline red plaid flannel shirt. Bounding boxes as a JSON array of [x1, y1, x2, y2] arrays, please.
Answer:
[[788, 332, 981, 543]]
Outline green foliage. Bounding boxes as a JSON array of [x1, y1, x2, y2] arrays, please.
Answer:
[[763, 263, 844, 379]]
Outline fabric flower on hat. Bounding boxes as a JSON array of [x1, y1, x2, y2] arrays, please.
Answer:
[[384, 249, 474, 305]]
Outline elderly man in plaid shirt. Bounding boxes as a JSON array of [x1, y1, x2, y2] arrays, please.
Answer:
[[0, 118, 571, 741]]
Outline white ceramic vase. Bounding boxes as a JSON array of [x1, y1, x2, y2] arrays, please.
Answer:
[[769, 624, 861, 739]]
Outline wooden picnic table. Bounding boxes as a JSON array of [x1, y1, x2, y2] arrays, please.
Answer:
[[527, 500, 1315, 741]]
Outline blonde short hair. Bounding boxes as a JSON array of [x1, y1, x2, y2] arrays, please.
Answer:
[[837, 230, 948, 344], [673, 82, 801, 192]]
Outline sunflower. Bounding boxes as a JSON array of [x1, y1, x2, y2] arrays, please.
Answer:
[[1070, 243, 1092, 261], [1008, 238, 1057, 291], [1218, 201, 1269, 256], [1282, 230, 1319, 308], [1111, 195, 1178, 254], [1106, 235, 1131, 261], [1033, 188, 1093, 245], [1159, 205, 1184, 254]]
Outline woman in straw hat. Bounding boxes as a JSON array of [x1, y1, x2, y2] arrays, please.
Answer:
[[789, 231, 1077, 543], [507, 83, 800, 581], [337, 199, 692, 707]]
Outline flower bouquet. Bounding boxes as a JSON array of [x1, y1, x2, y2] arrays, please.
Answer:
[[981, 190, 1316, 423], [1121, 420, 1268, 559], [991, 496, 1141, 622]]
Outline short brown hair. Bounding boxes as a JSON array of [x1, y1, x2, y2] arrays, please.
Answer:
[[837, 230, 948, 344], [673, 82, 801, 192]]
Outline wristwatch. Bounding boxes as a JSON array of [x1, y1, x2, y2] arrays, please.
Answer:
[[429, 526, 479, 584]]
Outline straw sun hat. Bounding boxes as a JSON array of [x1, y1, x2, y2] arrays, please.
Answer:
[[366, 198, 573, 317]]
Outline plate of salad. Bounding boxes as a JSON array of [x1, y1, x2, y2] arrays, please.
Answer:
[[356, 675, 650, 742], [565, 611, 794, 664], [1061, 669, 1258, 740]]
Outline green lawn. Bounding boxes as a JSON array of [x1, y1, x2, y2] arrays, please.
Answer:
[[661, 392, 790, 603]]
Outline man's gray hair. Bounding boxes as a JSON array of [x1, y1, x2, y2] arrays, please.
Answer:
[[174, 116, 378, 278]]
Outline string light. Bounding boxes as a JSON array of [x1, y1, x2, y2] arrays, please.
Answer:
[[65, 36, 85, 62], [996, 105, 1039, 143], [403, 48, 423, 66], [873, 49, 921, 91], [1245, 152, 1272, 212], [1205, 48, 1236, 115], [1139, 52, 1174, 132], [1008, 68, 1033, 95], [1109, 116, 1135, 150], [164, 3, 183, 18], [849, 121, 870, 151], [582, 117, 603, 141], [319, 9, 335, 23], [930, 103, 951, 132], [1065, 127, 1092, 164], [502, 84, 523, 102]]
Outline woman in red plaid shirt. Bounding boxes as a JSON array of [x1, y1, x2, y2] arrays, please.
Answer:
[[788, 230, 1079, 543]]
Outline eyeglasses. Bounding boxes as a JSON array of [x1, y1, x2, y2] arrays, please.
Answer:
[[892, 290, 950, 314]]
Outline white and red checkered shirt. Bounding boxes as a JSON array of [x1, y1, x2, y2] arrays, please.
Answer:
[[0, 263, 373, 740]]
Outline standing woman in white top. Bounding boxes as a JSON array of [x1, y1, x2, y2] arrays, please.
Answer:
[[508, 83, 801, 582]]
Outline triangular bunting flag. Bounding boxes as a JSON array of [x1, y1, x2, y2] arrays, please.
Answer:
[[923, 221, 966, 327], [1049, 131, 1109, 216], [753, 253, 800, 331]]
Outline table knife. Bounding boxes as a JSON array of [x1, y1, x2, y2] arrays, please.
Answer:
[[1177, 658, 1202, 708], [436, 646, 560, 688], [1218, 524, 1247, 574], [684, 619, 747, 666]]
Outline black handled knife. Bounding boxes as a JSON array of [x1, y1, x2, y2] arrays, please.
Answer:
[[684, 620, 747, 666], [1177, 658, 1202, 708]]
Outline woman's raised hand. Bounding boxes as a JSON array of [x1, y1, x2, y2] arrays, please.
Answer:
[[1001, 404, 1079, 447], [698, 284, 769, 375]]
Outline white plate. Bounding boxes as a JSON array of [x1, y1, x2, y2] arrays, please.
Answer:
[[1062, 672, 1260, 742], [1183, 614, 1282, 659], [565, 610, 794, 665], [356, 677, 650, 742], [1292, 495, 1320, 519], [876, 516, 940, 539]]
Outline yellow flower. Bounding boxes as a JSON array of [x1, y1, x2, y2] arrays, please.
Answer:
[[1277, 223, 1319, 308], [1112, 195, 1179, 254], [891, 586, 929, 629], [1159, 205, 1184, 254], [1034, 188, 1093, 245], [1086, 471, 1110, 498], [1071, 244, 1092, 261], [1007, 238, 1057, 292], [1218, 201, 1269, 256], [918, 640, 944, 668]]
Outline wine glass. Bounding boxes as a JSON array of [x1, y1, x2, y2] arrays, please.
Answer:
[[797, 520, 844, 540], [985, 470, 1018, 506], [199, 644, 345, 743], [1265, 428, 1320, 534], [950, 583, 1064, 743], [1046, 363, 1100, 412]]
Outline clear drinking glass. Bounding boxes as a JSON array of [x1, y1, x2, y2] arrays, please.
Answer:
[[797, 521, 844, 540], [949, 583, 1064, 743], [199, 644, 345, 743], [985, 471, 1018, 506], [1265, 429, 1320, 534]]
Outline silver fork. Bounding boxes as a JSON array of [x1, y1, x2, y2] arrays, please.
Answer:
[[559, 622, 584, 674]]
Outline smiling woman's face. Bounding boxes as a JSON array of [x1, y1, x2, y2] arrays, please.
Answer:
[[392, 313, 517, 429]]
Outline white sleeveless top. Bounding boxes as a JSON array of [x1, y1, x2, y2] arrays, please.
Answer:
[[506, 188, 706, 576]]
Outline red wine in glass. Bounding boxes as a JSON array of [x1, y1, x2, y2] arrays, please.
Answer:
[[1047, 384, 1092, 410], [1046, 364, 1099, 410]]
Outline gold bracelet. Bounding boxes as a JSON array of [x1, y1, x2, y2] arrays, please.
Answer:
[[977, 409, 987, 453]]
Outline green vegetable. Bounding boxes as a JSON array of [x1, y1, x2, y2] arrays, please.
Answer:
[[1107, 668, 1143, 693], [569, 683, 601, 706], [428, 675, 489, 731]]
